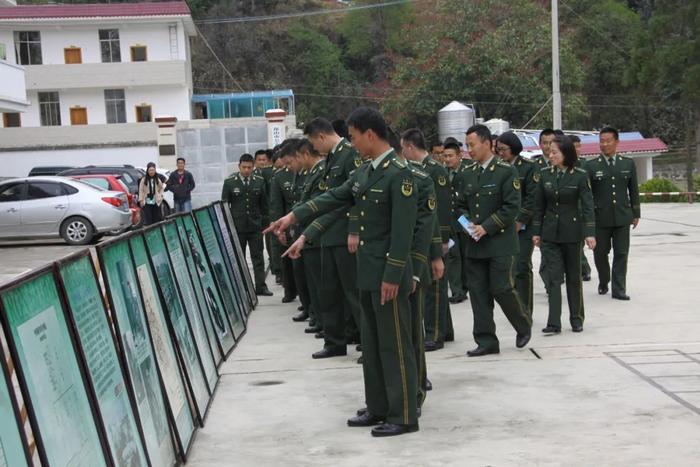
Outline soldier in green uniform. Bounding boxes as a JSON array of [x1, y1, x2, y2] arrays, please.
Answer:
[[270, 143, 299, 303], [571, 135, 593, 282], [221, 153, 273, 296], [532, 135, 596, 333], [533, 129, 555, 294], [584, 127, 640, 300], [443, 141, 469, 305], [254, 149, 277, 281], [401, 129, 454, 352], [496, 132, 538, 317], [302, 118, 364, 357], [267, 108, 419, 437], [454, 125, 532, 356]]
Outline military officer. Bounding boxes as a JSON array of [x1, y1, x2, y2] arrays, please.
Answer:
[[270, 143, 299, 303], [585, 127, 640, 300], [570, 134, 592, 281], [303, 117, 363, 356], [443, 141, 469, 304], [254, 149, 277, 280], [267, 108, 419, 437], [401, 128, 453, 351], [496, 132, 538, 317], [453, 124, 532, 356], [532, 135, 596, 333], [221, 153, 272, 296]]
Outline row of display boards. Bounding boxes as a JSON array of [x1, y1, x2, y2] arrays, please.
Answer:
[[0, 201, 258, 467]]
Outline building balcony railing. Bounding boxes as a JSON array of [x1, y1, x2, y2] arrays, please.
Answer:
[[24, 60, 188, 91], [0, 58, 29, 113]]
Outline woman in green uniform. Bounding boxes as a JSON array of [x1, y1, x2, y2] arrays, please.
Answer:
[[532, 135, 596, 334]]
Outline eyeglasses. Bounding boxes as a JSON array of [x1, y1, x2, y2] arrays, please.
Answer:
[[496, 146, 511, 153]]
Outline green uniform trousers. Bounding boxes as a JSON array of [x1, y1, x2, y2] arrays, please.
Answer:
[[516, 231, 535, 317], [446, 234, 465, 296], [317, 246, 361, 348], [237, 231, 266, 291], [280, 253, 297, 299], [302, 248, 324, 329], [361, 290, 418, 426], [581, 246, 591, 277], [266, 232, 277, 275], [424, 275, 451, 343], [409, 285, 427, 407], [292, 256, 310, 312], [466, 255, 532, 350], [541, 241, 585, 329], [594, 225, 630, 295]]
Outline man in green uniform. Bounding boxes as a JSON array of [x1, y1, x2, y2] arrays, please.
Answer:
[[443, 141, 469, 304], [270, 143, 299, 303], [584, 127, 640, 300], [496, 132, 538, 317], [401, 129, 454, 351], [255, 149, 277, 281], [571, 134, 593, 281], [303, 118, 364, 357], [222, 153, 273, 296], [454, 125, 532, 356], [267, 108, 419, 437]]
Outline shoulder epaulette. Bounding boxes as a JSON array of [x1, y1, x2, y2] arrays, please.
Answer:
[[391, 158, 407, 169], [253, 174, 264, 180], [574, 167, 587, 173], [519, 156, 534, 164], [540, 167, 550, 173], [426, 158, 438, 166], [496, 160, 511, 168], [408, 166, 429, 179]]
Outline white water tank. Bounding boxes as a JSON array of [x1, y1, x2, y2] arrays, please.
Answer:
[[484, 118, 510, 136], [438, 101, 475, 144]]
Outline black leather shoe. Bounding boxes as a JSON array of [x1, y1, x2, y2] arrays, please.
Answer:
[[314, 331, 325, 339], [445, 333, 454, 342], [598, 284, 609, 295], [297, 305, 305, 311], [424, 340, 444, 352], [516, 332, 531, 348], [292, 311, 309, 322], [356, 407, 368, 416], [347, 412, 384, 427], [312, 346, 347, 359], [542, 326, 561, 334], [355, 344, 362, 352], [304, 325, 321, 334], [371, 423, 419, 437], [281, 295, 296, 303], [256, 286, 273, 296], [426, 378, 433, 391], [572, 324, 584, 333], [582, 273, 591, 282], [449, 293, 467, 304], [612, 293, 630, 301], [466, 346, 500, 357], [357, 356, 363, 364]]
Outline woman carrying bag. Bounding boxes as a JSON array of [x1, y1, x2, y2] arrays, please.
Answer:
[[532, 135, 596, 334], [139, 162, 164, 226]]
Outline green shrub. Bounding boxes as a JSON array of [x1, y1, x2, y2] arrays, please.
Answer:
[[639, 177, 683, 203]]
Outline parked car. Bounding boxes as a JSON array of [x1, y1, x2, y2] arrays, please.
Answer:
[[28, 166, 76, 177], [0, 177, 131, 245], [57, 165, 143, 194], [70, 174, 141, 227]]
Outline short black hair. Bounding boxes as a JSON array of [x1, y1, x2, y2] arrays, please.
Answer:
[[346, 107, 388, 140], [401, 128, 427, 151], [265, 148, 274, 159], [332, 119, 349, 139], [296, 139, 320, 157], [304, 118, 335, 137], [553, 129, 565, 136], [553, 135, 578, 168], [443, 141, 461, 153], [539, 128, 555, 142], [443, 136, 463, 147], [497, 132, 523, 155], [466, 124, 492, 142], [569, 134, 581, 143], [276, 138, 299, 158], [431, 140, 443, 149], [254, 149, 267, 158], [239, 153, 254, 164], [387, 126, 402, 153], [176, 157, 186, 164], [600, 126, 619, 140]]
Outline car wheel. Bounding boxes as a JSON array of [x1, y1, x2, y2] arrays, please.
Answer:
[[60, 216, 94, 245]]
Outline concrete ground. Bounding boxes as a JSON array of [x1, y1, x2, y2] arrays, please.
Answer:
[[2, 204, 700, 466]]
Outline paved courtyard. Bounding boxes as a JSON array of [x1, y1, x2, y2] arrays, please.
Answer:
[[2, 203, 699, 466]]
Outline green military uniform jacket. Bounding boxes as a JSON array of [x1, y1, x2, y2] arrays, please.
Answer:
[[254, 165, 275, 196], [584, 154, 641, 228], [294, 150, 417, 291], [297, 160, 327, 249], [289, 168, 308, 241], [418, 155, 452, 244], [408, 161, 440, 285], [532, 166, 595, 242], [269, 167, 296, 221], [511, 155, 538, 230], [453, 157, 521, 258], [221, 173, 269, 233], [532, 155, 549, 169], [317, 138, 363, 248], [448, 159, 475, 233]]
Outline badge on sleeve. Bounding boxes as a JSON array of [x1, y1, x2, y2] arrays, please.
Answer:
[[401, 179, 413, 197], [319, 180, 328, 191], [354, 157, 362, 168], [428, 197, 436, 210], [513, 179, 521, 190], [438, 175, 447, 186], [533, 173, 541, 183]]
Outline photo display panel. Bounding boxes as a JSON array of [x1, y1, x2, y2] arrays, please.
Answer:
[[221, 202, 258, 307], [210, 204, 252, 316], [129, 234, 196, 457], [58, 253, 149, 467], [0, 270, 107, 467], [144, 226, 212, 422], [0, 345, 31, 467], [176, 216, 235, 357], [193, 208, 246, 338], [98, 240, 178, 467]]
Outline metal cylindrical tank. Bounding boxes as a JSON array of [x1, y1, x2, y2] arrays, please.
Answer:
[[438, 101, 475, 144]]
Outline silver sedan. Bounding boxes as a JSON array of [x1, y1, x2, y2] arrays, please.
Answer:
[[0, 176, 132, 245]]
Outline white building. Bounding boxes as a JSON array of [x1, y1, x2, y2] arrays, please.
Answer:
[[0, 0, 28, 117], [0, 1, 196, 177]]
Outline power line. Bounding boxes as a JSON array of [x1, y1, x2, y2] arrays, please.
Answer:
[[195, 0, 422, 25], [193, 23, 245, 92]]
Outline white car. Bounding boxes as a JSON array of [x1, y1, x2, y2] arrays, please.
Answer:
[[0, 176, 132, 245]]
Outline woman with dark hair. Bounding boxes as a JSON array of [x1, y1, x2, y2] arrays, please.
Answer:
[[138, 162, 164, 225], [531, 135, 596, 334]]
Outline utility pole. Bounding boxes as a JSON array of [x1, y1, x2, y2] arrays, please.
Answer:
[[551, 0, 562, 129]]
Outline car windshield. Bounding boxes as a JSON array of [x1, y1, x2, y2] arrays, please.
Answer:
[[117, 179, 129, 192], [69, 179, 106, 191]]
